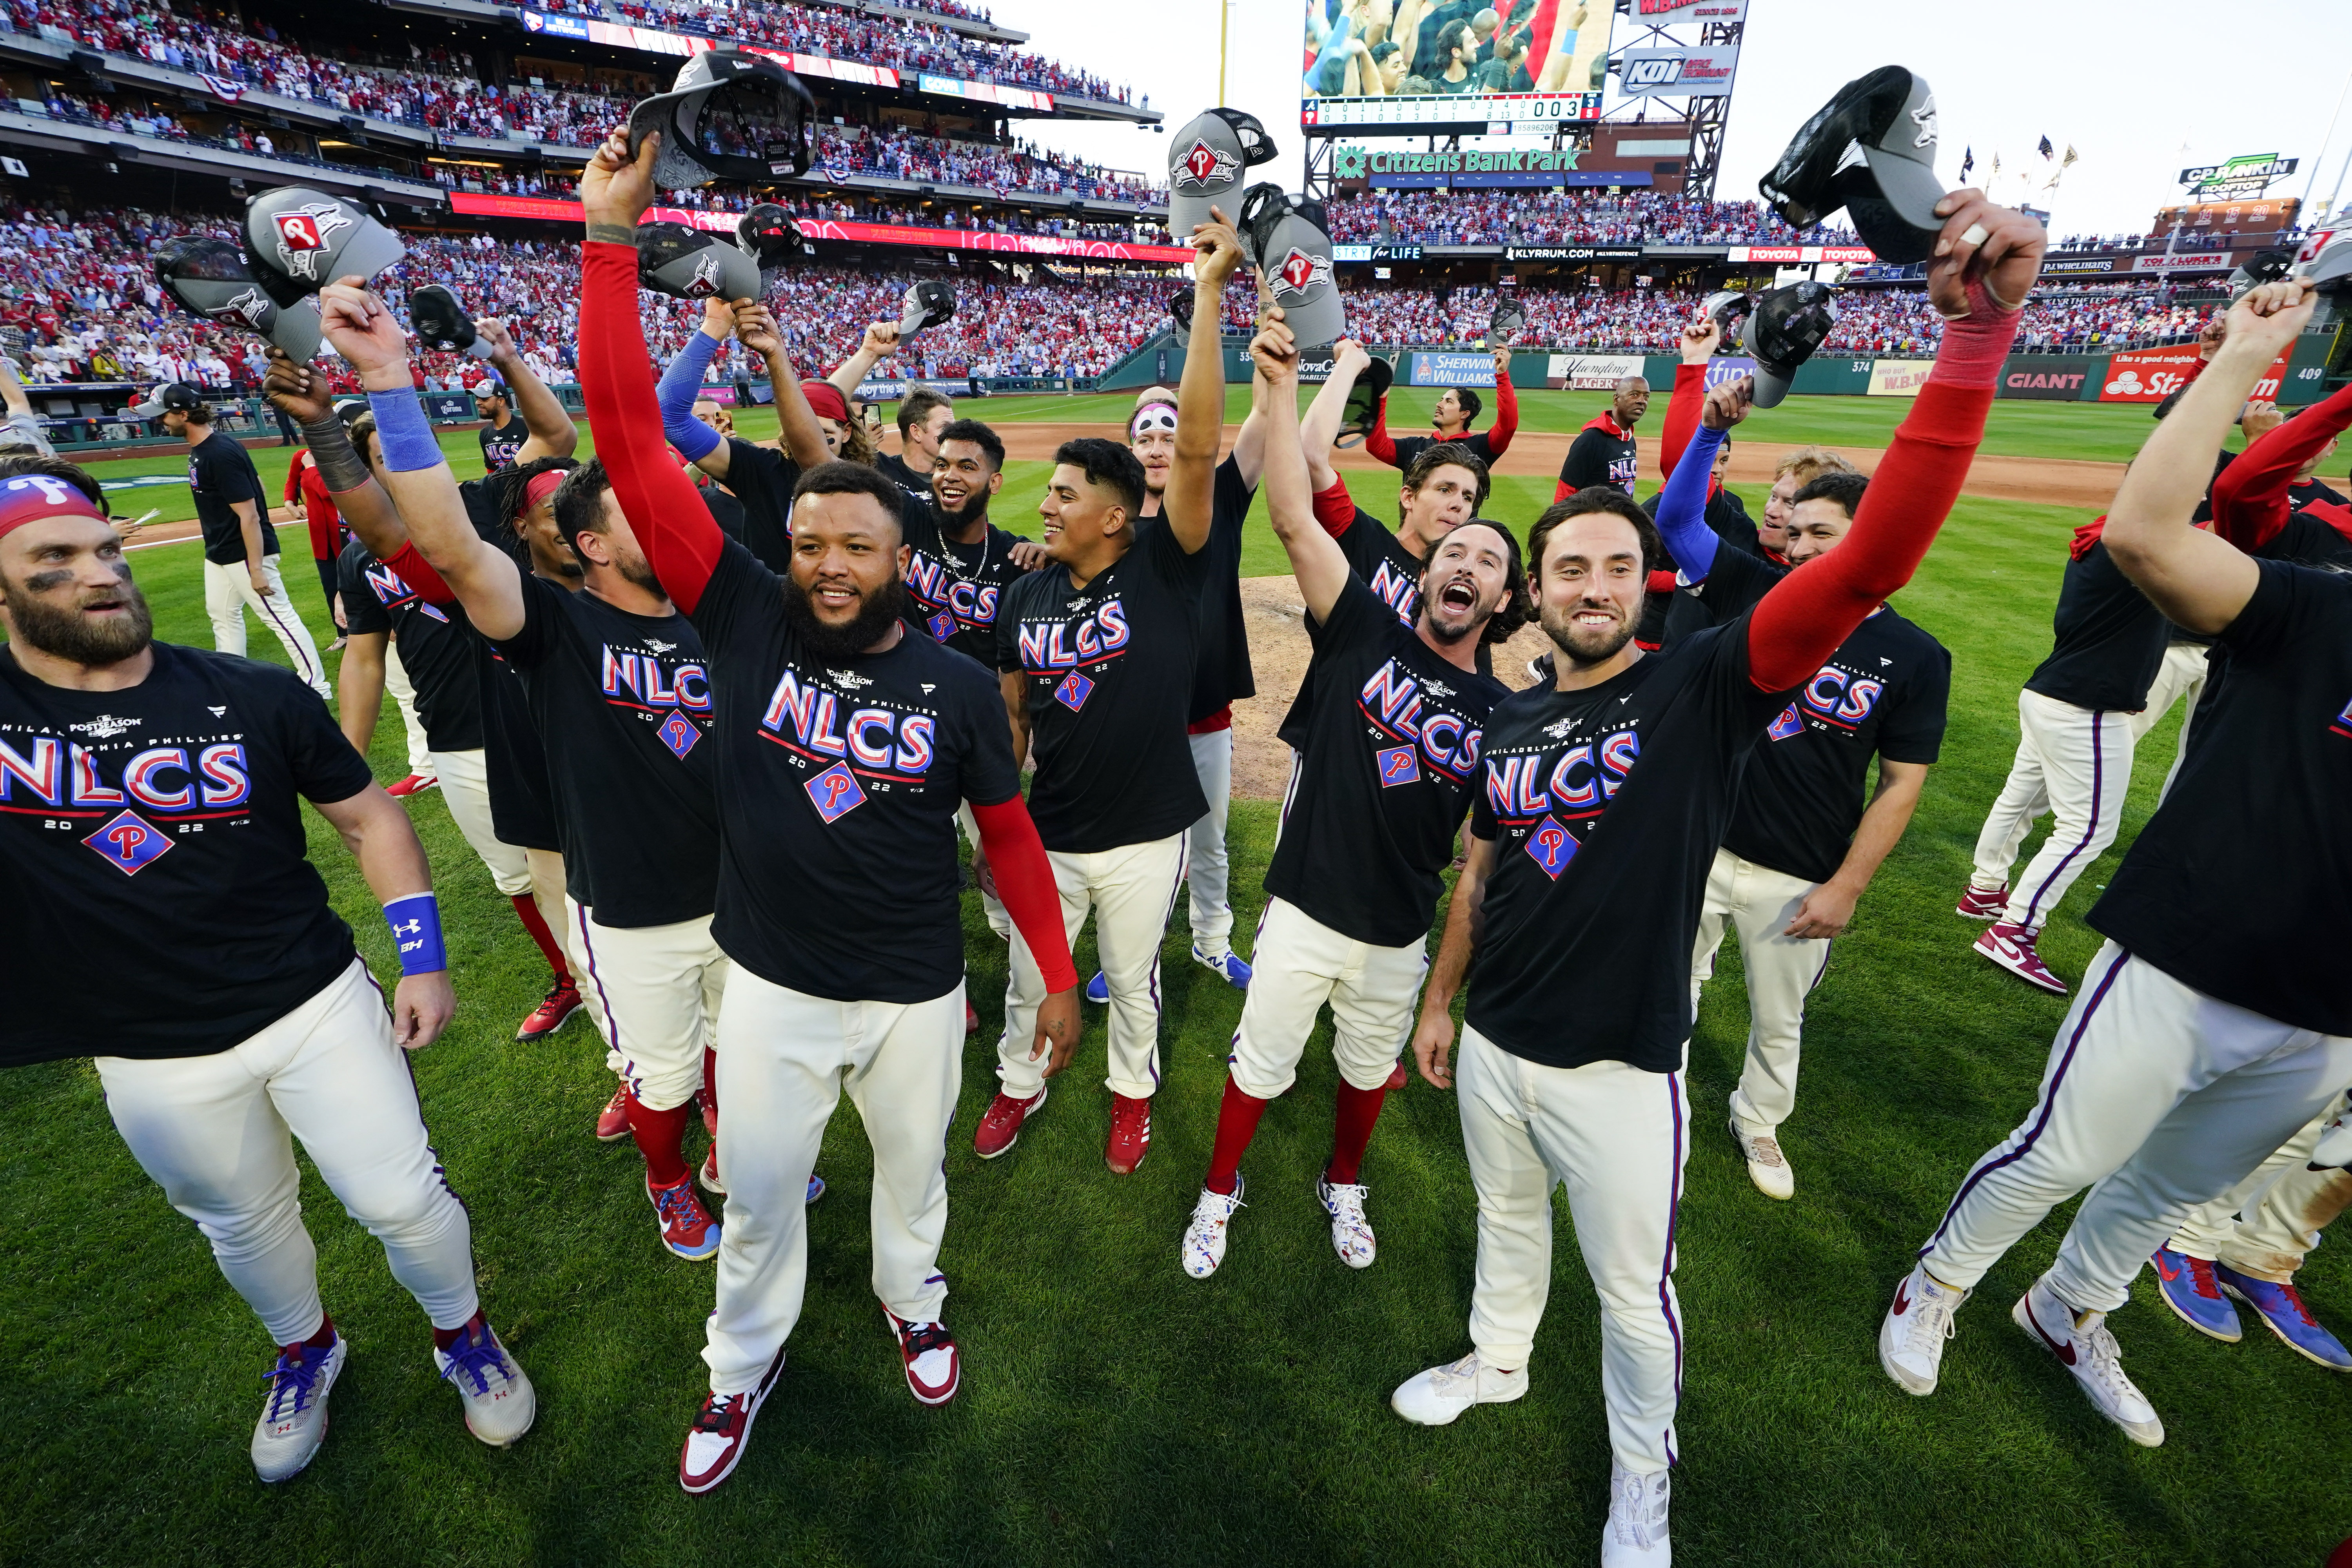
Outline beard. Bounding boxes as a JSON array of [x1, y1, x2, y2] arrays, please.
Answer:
[[1419, 570, 1490, 646], [781, 573, 909, 662], [613, 554, 664, 597], [931, 486, 989, 533], [3, 573, 154, 665], [1539, 596, 1637, 666]]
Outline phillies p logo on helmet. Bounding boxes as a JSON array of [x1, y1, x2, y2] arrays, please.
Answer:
[[1276, 246, 1332, 298], [272, 202, 352, 280], [1177, 139, 1239, 190]]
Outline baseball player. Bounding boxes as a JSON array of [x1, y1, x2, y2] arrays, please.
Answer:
[[1180, 316, 1516, 1278], [576, 129, 1080, 1492], [659, 296, 838, 572], [1402, 193, 2042, 1566], [473, 377, 527, 474], [1653, 376, 1951, 1200], [1883, 277, 2352, 1447], [1649, 319, 1766, 562], [1757, 448, 1857, 562], [877, 386, 955, 498], [1554, 375, 1648, 499], [0, 452, 533, 1483], [1363, 343, 1518, 472]]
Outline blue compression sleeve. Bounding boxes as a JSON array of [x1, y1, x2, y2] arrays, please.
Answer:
[[657, 330, 724, 463], [1655, 422, 1726, 583], [383, 893, 447, 975], [366, 385, 443, 473]]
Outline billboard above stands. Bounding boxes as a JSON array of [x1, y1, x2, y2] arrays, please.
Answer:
[[1330, 243, 1425, 262], [1546, 352, 1647, 390], [918, 74, 1052, 112], [2102, 346, 2292, 403], [1868, 359, 1935, 397], [1305, 91, 1603, 131], [1634, 0, 1749, 20], [1508, 244, 1642, 262], [2179, 154, 2298, 201], [1303, 0, 1613, 131], [1411, 352, 1499, 387], [1618, 45, 1742, 100], [1702, 356, 1755, 390], [1341, 145, 1645, 189], [1999, 357, 2099, 400], [1728, 245, 1877, 264], [2039, 256, 2119, 275], [2132, 252, 2233, 272], [445, 194, 1194, 261], [2152, 198, 2301, 242], [518, 12, 1053, 105]]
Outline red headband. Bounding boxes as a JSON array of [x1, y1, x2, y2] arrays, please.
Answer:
[[801, 379, 851, 423], [520, 469, 566, 517], [0, 471, 106, 541]]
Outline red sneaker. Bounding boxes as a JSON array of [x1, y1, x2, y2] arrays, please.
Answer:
[[1106, 1093, 1152, 1175], [964, 998, 979, 1035], [1975, 921, 2067, 995], [649, 1176, 722, 1260], [698, 1145, 725, 1196], [385, 773, 439, 799], [517, 980, 583, 1042], [882, 1306, 960, 1405], [678, 1348, 786, 1495], [973, 1085, 1047, 1160], [595, 1082, 632, 1143], [1386, 1060, 1408, 1091], [1955, 883, 2009, 920]]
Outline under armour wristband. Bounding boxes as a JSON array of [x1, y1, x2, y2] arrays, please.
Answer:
[[366, 385, 444, 472], [299, 415, 370, 494], [383, 893, 448, 975]]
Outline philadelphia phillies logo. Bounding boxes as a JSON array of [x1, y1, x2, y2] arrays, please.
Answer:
[[1276, 246, 1332, 297], [272, 202, 352, 280], [1525, 815, 1575, 880], [82, 808, 171, 875], [1376, 744, 1420, 788], [1176, 139, 1238, 190], [804, 760, 867, 823]]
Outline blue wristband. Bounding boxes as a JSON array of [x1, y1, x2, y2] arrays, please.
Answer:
[[366, 385, 444, 473], [384, 893, 447, 975]]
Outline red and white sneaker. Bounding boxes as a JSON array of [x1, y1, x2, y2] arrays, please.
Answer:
[[698, 1146, 726, 1196], [1955, 883, 2008, 920], [595, 1082, 632, 1143], [1975, 921, 2067, 995], [517, 979, 584, 1042], [650, 1176, 722, 1260], [1386, 1060, 1408, 1091], [385, 772, 439, 798], [1106, 1093, 1152, 1175], [973, 1085, 1046, 1160], [679, 1348, 786, 1495], [964, 998, 979, 1035], [882, 1306, 961, 1405]]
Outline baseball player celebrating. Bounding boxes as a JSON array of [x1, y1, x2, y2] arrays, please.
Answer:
[[0, 453, 532, 1482], [659, 296, 838, 573], [1555, 374, 1649, 498], [1363, 342, 1517, 472], [574, 129, 1080, 1492], [1402, 192, 2043, 1565], [1179, 315, 1517, 1278], [1884, 277, 2352, 1446], [1654, 376, 1952, 1200]]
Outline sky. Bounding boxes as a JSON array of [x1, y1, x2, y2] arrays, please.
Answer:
[[994, 0, 2352, 241]]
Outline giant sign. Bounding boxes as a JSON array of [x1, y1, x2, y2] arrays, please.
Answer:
[[1618, 45, 1741, 99], [1998, 358, 2098, 401]]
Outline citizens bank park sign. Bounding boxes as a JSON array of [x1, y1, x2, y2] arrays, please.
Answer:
[[1341, 146, 1615, 190]]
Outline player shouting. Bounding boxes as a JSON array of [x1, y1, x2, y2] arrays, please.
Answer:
[[1401, 192, 2045, 1565]]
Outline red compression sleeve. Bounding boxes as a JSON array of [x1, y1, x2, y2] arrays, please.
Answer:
[[1553, 478, 1574, 503], [1363, 396, 1398, 467], [1312, 474, 1356, 538], [382, 541, 456, 606], [1486, 370, 1518, 458], [971, 797, 1078, 993], [2210, 379, 2352, 552], [305, 503, 339, 565], [1659, 363, 1704, 482], [285, 454, 305, 506], [579, 239, 724, 613]]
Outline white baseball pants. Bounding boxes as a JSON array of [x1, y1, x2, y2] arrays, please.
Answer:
[[430, 747, 532, 898], [2127, 641, 2209, 806], [530, 847, 615, 1067], [1227, 896, 1426, 1099], [997, 833, 1187, 1102], [1968, 688, 2134, 933], [1185, 728, 1235, 959], [2167, 1099, 2352, 1283], [568, 900, 728, 1112], [203, 554, 330, 699], [1689, 847, 1834, 1136], [93, 958, 479, 1345], [956, 801, 1011, 940], [1918, 943, 2352, 1314], [702, 969, 962, 1396], [383, 641, 435, 777], [1456, 1026, 1687, 1474]]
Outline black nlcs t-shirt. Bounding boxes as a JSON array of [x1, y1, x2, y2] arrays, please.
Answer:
[[1467, 617, 1793, 1072], [688, 539, 1022, 1003], [2091, 561, 2352, 1034], [720, 438, 802, 575], [491, 577, 721, 929], [478, 414, 526, 474], [874, 450, 933, 508], [1698, 547, 1952, 884], [997, 517, 1209, 853], [1559, 416, 1639, 495], [187, 429, 278, 565], [903, 500, 1033, 667], [2025, 539, 2169, 713], [1267, 575, 1507, 947], [0, 642, 372, 1067], [457, 477, 562, 851], [1189, 454, 1258, 722], [336, 540, 483, 753]]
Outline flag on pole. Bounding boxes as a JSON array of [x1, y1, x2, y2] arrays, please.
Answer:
[[2061, 144, 2079, 170], [2038, 134, 2055, 160], [1990, 151, 2002, 177], [1960, 146, 1975, 181]]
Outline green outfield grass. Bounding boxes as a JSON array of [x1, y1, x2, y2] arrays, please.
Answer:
[[9, 441, 2351, 1566]]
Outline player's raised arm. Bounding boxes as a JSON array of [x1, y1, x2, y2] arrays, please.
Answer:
[[827, 320, 901, 399], [1300, 336, 1370, 492], [1744, 192, 2043, 691], [262, 348, 406, 560], [1658, 313, 1717, 482], [1485, 343, 1518, 459], [1653, 376, 1749, 584], [1253, 313, 1350, 624], [656, 296, 741, 480], [1166, 206, 1244, 554], [2207, 363, 2352, 552], [2103, 281, 2316, 634], [475, 318, 576, 464], [733, 301, 833, 471]]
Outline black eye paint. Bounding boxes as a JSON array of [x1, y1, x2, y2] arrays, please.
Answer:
[[25, 569, 72, 593]]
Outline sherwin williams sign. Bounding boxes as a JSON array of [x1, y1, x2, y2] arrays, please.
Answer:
[[1410, 353, 1498, 387]]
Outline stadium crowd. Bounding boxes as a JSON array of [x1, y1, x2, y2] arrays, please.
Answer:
[[1330, 190, 1866, 248]]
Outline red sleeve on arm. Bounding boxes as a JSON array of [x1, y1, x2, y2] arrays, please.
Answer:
[[1659, 363, 1705, 483], [305, 507, 339, 564], [1485, 370, 1518, 458], [2211, 379, 2352, 552], [382, 541, 457, 606], [1553, 478, 1574, 503], [1312, 473, 1356, 538], [284, 453, 306, 506], [578, 239, 723, 614], [970, 797, 1078, 993], [1363, 396, 1399, 467]]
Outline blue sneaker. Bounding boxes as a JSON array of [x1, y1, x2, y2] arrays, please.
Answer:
[[1194, 945, 1252, 990], [1084, 971, 1109, 1005], [807, 1174, 826, 1205], [2151, 1247, 2240, 1342], [2216, 1264, 2352, 1370]]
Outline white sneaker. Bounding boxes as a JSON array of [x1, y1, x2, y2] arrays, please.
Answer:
[[1602, 1462, 1672, 1565], [1878, 1261, 1968, 1395], [250, 1334, 349, 1483], [1316, 1174, 1376, 1269], [1180, 1175, 1245, 1278], [1731, 1118, 1794, 1201], [433, 1316, 537, 1447], [1390, 1351, 1527, 1425], [2011, 1275, 2164, 1446]]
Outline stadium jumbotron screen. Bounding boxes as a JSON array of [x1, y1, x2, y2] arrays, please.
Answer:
[[1301, 0, 1612, 132]]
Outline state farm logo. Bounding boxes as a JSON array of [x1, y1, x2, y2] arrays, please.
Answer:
[[1175, 138, 1238, 190], [1275, 246, 1332, 297], [271, 202, 352, 280]]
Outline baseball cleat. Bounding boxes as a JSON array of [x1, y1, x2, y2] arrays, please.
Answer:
[[250, 1332, 348, 1484], [973, 1085, 1047, 1160], [1180, 1175, 1246, 1279], [882, 1306, 962, 1405], [806, 1173, 826, 1205], [1084, 971, 1109, 1005], [679, 1348, 785, 1494], [385, 772, 439, 799], [2011, 1276, 2163, 1445], [2151, 1247, 2241, 1342], [1602, 1461, 1672, 1566], [1317, 1173, 1376, 1268], [650, 1176, 722, 1260], [1390, 1351, 1527, 1425], [1955, 882, 2008, 920], [1386, 1060, 1408, 1091], [1879, 1261, 1968, 1396], [434, 1316, 536, 1448], [2216, 1264, 2352, 1370], [964, 998, 978, 1035], [698, 1147, 726, 1196], [595, 1082, 632, 1142], [518, 979, 584, 1043], [1731, 1119, 1795, 1201], [1106, 1093, 1153, 1175], [1974, 921, 2067, 995], [1193, 945, 1252, 989]]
